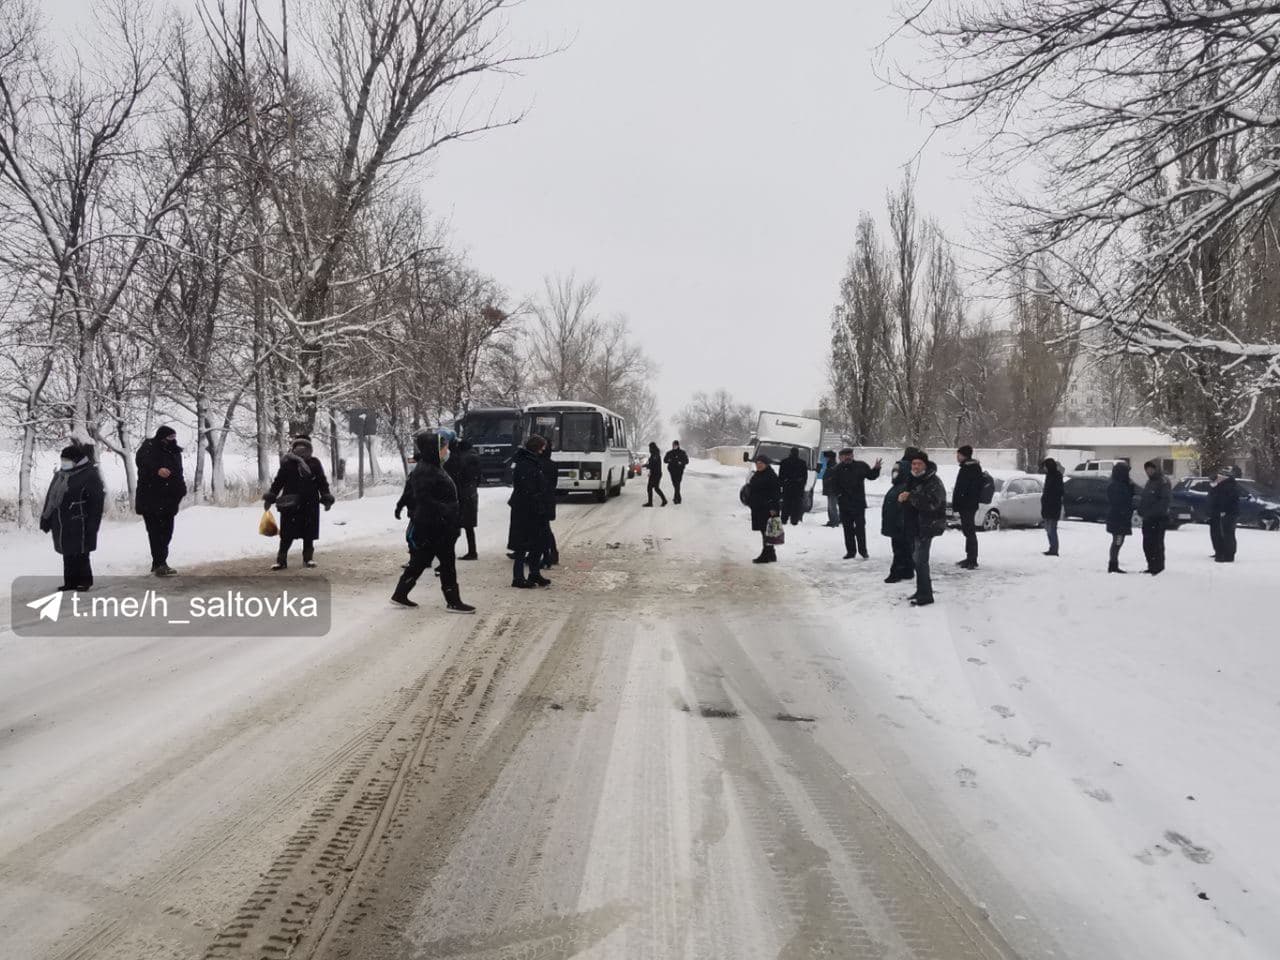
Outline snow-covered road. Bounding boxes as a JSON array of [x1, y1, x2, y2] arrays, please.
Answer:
[[0, 468, 1276, 959]]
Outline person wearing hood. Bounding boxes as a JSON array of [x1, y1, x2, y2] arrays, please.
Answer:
[[134, 425, 186, 576], [1040, 458, 1064, 556], [898, 451, 947, 606], [1139, 459, 1171, 575], [1105, 462, 1137, 573], [508, 436, 551, 588], [644, 441, 668, 507], [444, 437, 482, 561], [778, 447, 808, 524], [664, 440, 689, 504], [264, 435, 334, 570], [834, 447, 883, 558], [41, 443, 106, 591], [391, 429, 475, 612], [1208, 467, 1243, 562], [952, 445, 983, 569], [747, 453, 782, 563], [538, 442, 560, 567], [880, 452, 917, 583], [818, 450, 839, 527]]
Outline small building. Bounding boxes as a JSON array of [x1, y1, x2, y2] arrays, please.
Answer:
[[1047, 426, 1197, 480]]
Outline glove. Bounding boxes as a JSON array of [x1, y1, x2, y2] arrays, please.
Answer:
[[263, 496, 274, 509], [394, 505, 403, 520], [321, 495, 334, 511]]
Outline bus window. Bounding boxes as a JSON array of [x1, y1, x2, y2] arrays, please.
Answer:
[[525, 414, 560, 449], [561, 412, 605, 452]]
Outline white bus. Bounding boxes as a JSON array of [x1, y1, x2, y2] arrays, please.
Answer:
[[520, 401, 631, 501]]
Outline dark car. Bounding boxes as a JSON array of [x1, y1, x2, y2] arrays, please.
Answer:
[[1063, 473, 1192, 528], [1172, 477, 1280, 531]]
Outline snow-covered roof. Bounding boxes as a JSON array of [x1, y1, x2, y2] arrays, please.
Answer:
[[1048, 426, 1182, 448]]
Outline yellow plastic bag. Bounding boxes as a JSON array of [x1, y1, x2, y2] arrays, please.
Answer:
[[258, 509, 279, 538]]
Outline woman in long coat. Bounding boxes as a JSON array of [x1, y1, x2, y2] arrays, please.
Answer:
[[746, 453, 782, 564], [265, 436, 334, 569], [40, 443, 106, 590], [1105, 462, 1136, 573], [508, 436, 550, 588]]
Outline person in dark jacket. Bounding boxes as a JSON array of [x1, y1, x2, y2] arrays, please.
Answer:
[[391, 429, 475, 612], [898, 452, 947, 606], [1208, 467, 1242, 562], [644, 441, 668, 507], [880, 455, 916, 583], [508, 436, 551, 588], [1139, 460, 1171, 575], [952, 446, 983, 569], [833, 448, 882, 559], [538, 443, 560, 567], [134, 425, 186, 575], [1105, 462, 1137, 573], [777, 447, 808, 524], [1040, 458, 1064, 556], [444, 438, 482, 560], [664, 441, 689, 504], [40, 443, 106, 591], [264, 435, 334, 570], [819, 450, 839, 526], [747, 453, 783, 563]]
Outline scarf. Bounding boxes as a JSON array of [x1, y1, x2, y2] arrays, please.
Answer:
[[284, 452, 313, 478]]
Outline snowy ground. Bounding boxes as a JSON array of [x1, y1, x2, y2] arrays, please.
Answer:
[[0, 470, 1276, 959]]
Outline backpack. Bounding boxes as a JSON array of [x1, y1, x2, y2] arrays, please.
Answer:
[[979, 471, 996, 505]]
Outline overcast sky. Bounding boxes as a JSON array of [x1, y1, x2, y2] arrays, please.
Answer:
[[46, 0, 980, 432]]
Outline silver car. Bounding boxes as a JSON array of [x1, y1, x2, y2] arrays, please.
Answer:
[[979, 475, 1045, 530]]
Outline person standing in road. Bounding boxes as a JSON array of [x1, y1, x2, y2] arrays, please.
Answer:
[[134, 425, 186, 576], [644, 441, 668, 507], [747, 453, 782, 564], [952, 445, 983, 570], [778, 447, 808, 524], [1105, 462, 1137, 573], [538, 443, 560, 567], [509, 436, 551, 588], [819, 450, 839, 527], [1040, 458, 1064, 556], [457, 439, 482, 560], [1208, 467, 1242, 563], [391, 429, 475, 612], [834, 448, 882, 559], [40, 443, 105, 592], [898, 451, 947, 606], [664, 440, 689, 504], [1139, 460, 1171, 575], [880, 454, 916, 583], [264, 435, 334, 570]]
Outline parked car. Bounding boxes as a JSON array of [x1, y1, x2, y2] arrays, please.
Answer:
[[1063, 472, 1192, 528], [1172, 477, 1280, 531], [946, 474, 1046, 531]]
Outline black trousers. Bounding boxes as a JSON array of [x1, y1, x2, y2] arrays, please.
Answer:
[[62, 552, 93, 588], [959, 509, 978, 563], [278, 537, 315, 564], [889, 536, 915, 578], [399, 533, 458, 599], [538, 521, 558, 566], [647, 477, 667, 505], [1142, 518, 1166, 573], [670, 471, 683, 502], [143, 510, 175, 566], [841, 507, 867, 556], [1109, 532, 1126, 570], [782, 493, 805, 525], [1210, 514, 1237, 561]]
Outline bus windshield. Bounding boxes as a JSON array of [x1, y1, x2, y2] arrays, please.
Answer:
[[462, 413, 517, 446], [523, 411, 606, 453]]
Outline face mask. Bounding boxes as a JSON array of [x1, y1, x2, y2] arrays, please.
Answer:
[[60, 459, 76, 471]]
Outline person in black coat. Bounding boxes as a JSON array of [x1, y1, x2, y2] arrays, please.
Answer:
[[880, 454, 916, 583], [747, 453, 782, 563], [1139, 460, 1171, 575], [1040, 458, 1064, 556], [391, 429, 474, 612], [1105, 461, 1137, 573], [134, 425, 186, 575], [508, 437, 551, 588], [664, 441, 689, 504], [819, 450, 839, 527], [538, 443, 560, 567], [899, 452, 947, 606], [777, 447, 808, 524], [833, 448, 882, 559], [952, 446, 983, 569], [264, 435, 334, 570], [444, 438, 482, 560], [40, 443, 106, 591], [644, 441, 668, 507], [1208, 467, 1242, 562]]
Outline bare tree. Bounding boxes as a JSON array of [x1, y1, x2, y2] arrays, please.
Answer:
[[526, 273, 602, 399], [829, 213, 889, 445], [676, 389, 756, 454]]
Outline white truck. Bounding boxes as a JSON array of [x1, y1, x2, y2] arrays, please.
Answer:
[[738, 411, 824, 512]]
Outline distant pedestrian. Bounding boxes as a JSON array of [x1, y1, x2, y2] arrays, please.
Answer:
[[457, 439, 482, 560], [834, 448, 882, 559], [778, 447, 808, 524], [818, 450, 839, 527], [264, 435, 334, 570], [880, 454, 916, 583], [1040, 458, 1064, 556], [1208, 467, 1242, 563], [538, 443, 560, 567], [644, 441, 668, 507], [1105, 462, 1137, 573], [664, 441, 689, 504], [508, 436, 550, 588], [134, 425, 186, 575], [1139, 460, 1171, 575], [40, 443, 105, 592], [899, 451, 947, 606], [747, 453, 782, 564], [391, 429, 475, 612], [952, 446, 983, 569]]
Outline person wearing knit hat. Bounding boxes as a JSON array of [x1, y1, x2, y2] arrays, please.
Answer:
[[264, 436, 334, 569], [135, 425, 186, 576], [40, 443, 105, 591]]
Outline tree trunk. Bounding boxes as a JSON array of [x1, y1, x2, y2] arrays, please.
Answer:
[[16, 419, 39, 527], [193, 393, 208, 502]]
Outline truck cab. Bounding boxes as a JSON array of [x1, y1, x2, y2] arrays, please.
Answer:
[[739, 411, 823, 512]]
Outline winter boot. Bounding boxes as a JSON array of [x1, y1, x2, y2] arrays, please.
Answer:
[[529, 573, 552, 587], [752, 548, 770, 564], [511, 578, 534, 589], [764, 545, 778, 563], [1043, 549, 1059, 557], [443, 586, 476, 614], [910, 596, 935, 607], [153, 564, 177, 577], [391, 570, 419, 607], [271, 546, 288, 571], [460, 529, 478, 561]]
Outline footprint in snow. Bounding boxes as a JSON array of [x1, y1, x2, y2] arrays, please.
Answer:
[[978, 637, 996, 647], [991, 704, 1015, 719], [966, 657, 987, 666], [877, 713, 905, 730], [1135, 844, 1174, 865], [1073, 778, 1114, 802], [1165, 831, 1214, 864], [955, 767, 979, 789]]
